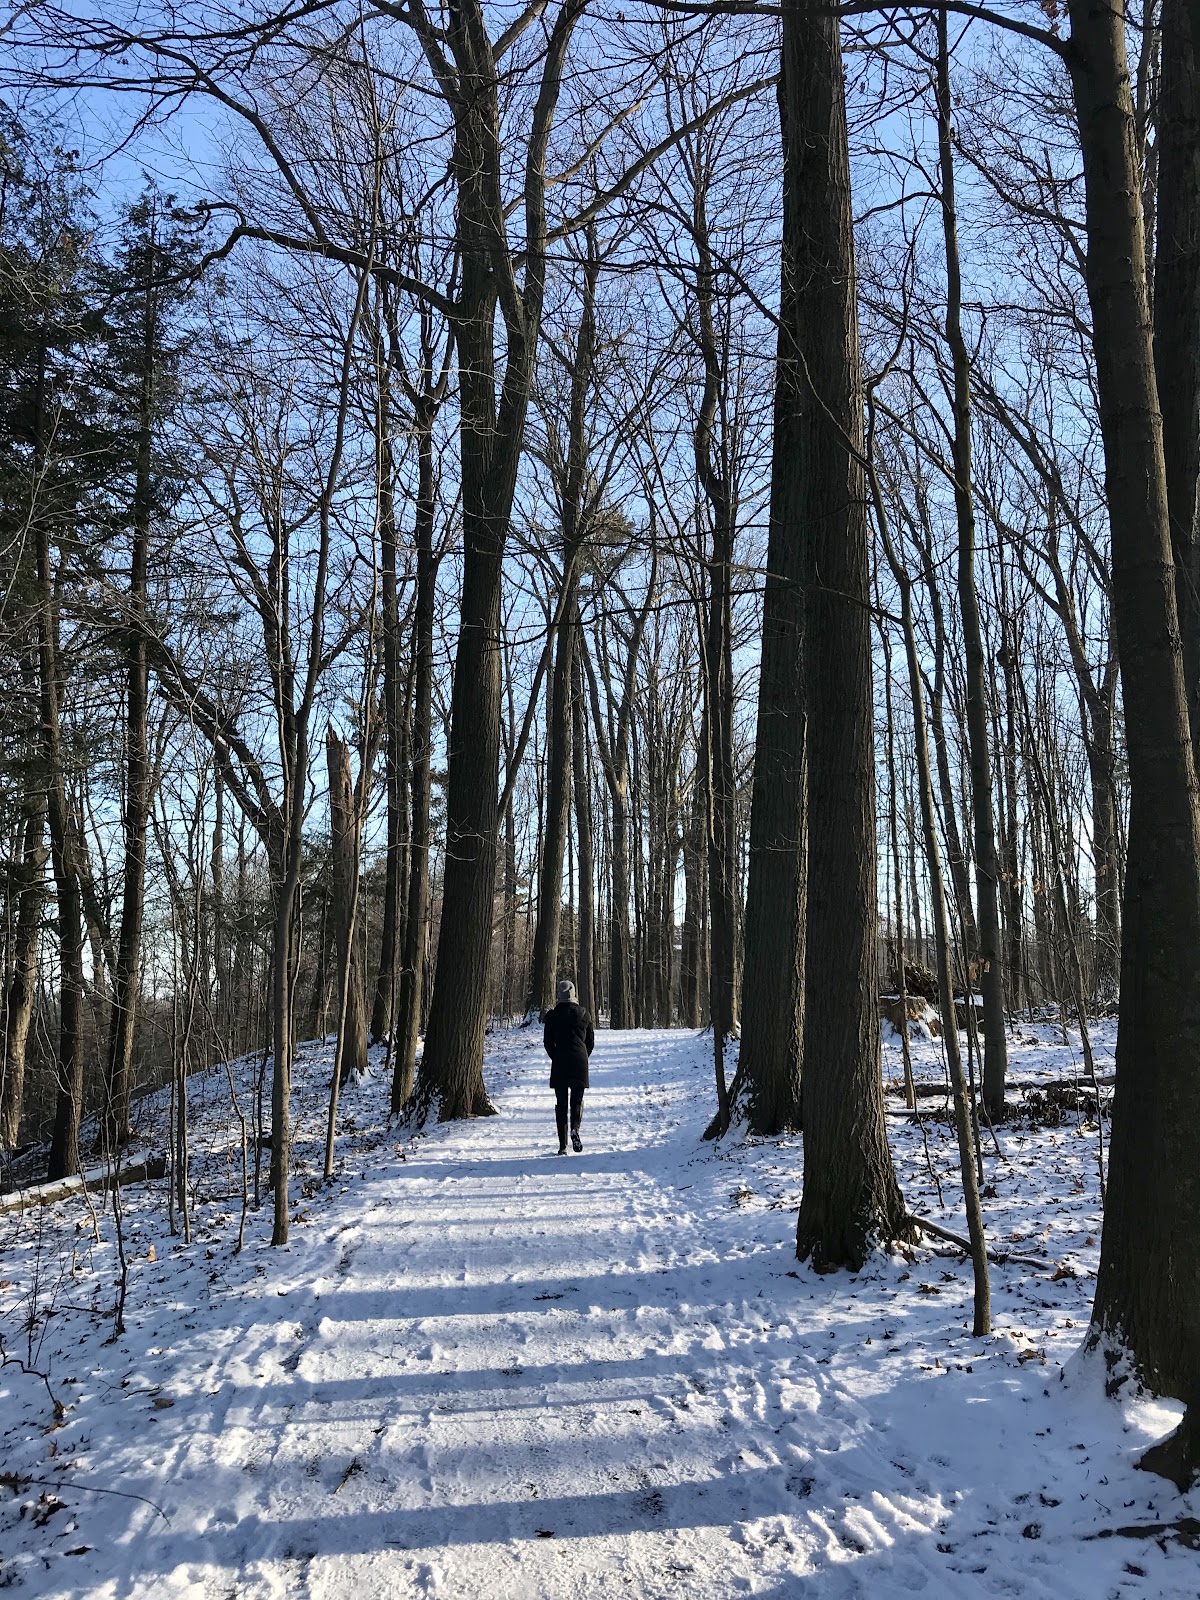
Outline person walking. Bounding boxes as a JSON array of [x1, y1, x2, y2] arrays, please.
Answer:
[[543, 978, 594, 1154]]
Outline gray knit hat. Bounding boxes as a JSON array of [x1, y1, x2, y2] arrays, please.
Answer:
[[557, 979, 577, 1004]]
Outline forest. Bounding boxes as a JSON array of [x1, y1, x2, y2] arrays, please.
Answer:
[[1, 0, 1199, 1592]]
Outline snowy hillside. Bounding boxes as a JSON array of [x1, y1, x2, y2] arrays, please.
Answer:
[[2, 1022, 1196, 1598]]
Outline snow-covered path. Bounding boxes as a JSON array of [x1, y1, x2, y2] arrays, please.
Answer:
[[3, 1025, 1197, 1597]]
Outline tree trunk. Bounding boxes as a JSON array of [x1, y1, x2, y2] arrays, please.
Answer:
[[786, 0, 909, 1268], [327, 727, 368, 1083], [680, 774, 705, 1027], [412, 0, 581, 1119], [211, 761, 230, 1053], [995, 571, 1024, 1012], [40, 568, 85, 1182], [268, 843, 298, 1245], [608, 775, 632, 1029], [392, 404, 438, 1109], [529, 245, 597, 1016], [528, 577, 579, 1015], [371, 347, 404, 1044], [581, 577, 656, 1031], [1, 805, 45, 1150], [1068, 0, 1200, 1463], [572, 649, 596, 1018], [104, 249, 156, 1150], [734, 49, 810, 1134], [415, 520, 505, 1117], [33, 333, 85, 1185], [882, 630, 916, 1109], [691, 198, 740, 1045], [702, 528, 739, 1042], [913, 501, 980, 963], [879, 507, 990, 1335], [936, 16, 1008, 1119], [1154, 0, 1200, 750], [1087, 691, 1122, 997]]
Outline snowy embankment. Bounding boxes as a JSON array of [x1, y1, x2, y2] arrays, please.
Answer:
[[2, 1022, 1196, 1598]]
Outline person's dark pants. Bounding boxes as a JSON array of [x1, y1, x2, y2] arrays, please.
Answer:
[[555, 1085, 584, 1147]]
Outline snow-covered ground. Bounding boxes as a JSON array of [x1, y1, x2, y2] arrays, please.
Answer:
[[2, 1020, 1196, 1598]]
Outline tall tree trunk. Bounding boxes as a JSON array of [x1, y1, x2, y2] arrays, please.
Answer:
[[528, 580, 578, 1015], [581, 571, 656, 1032], [211, 760, 230, 1052], [691, 200, 740, 1045], [702, 527, 739, 1041], [882, 627, 916, 1109], [268, 837, 299, 1244], [327, 728, 368, 1083], [104, 247, 157, 1150], [680, 772, 705, 1027], [917, 509, 979, 960], [371, 339, 404, 1044], [528, 244, 596, 1016], [1, 805, 45, 1150], [1155, 0, 1200, 750], [735, 48, 809, 1133], [786, 0, 909, 1267], [1087, 687, 1122, 997], [40, 542, 85, 1182], [269, 260, 368, 1243], [503, 786, 519, 1021], [996, 569, 1024, 1011], [936, 15, 1008, 1119], [572, 639, 596, 1017], [392, 403, 438, 1109], [608, 775, 632, 1029], [878, 504, 990, 1335], [32, 333, 85, 1184], [1068, 0, 1200, 1474], [413, 0, 582, 1119], [415, 525, 506, 1117]]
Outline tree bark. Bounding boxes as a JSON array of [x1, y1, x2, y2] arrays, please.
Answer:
[[608, 770, 633, 1030], [680, 772, 706, 1027], [104, 241, 157, 1150], [392, 404, 439, 1109], [371, 331, 405, 1045], [528, 243, 597, 1017], [412, 0, 584, 1120], [785, 0, 909, 1268], [528, 577, 579, 1015], [692, 196, 740, 1045], [572, 638, 596, 1018], [878, 498, 990, 1335], [997, 602, 1024, 1012], [30, 328, 86, 1185], [39, 523, 85, 1183], [936, 15, 1008, 1119], [1154, 0, 1200, 751], [913, 500, 979, 959], [582, 573, 656, 1032], [1087, 683, 1122, 996], [1067, 0, 1200, 1457], [327, 727, 368, 1084], [1, 805, 45, 1150], [734, 53, 809, 1135]]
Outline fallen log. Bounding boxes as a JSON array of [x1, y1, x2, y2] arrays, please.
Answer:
[[909, 1213, 1051, 1270], [887, 1074, 1114, 1098], [0, 1153, 167, 1214]]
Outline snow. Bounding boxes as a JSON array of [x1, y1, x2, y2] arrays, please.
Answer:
[[2, 1020, 1196, 1598]]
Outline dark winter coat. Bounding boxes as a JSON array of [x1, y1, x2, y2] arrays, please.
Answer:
[[544, 1000, 595, 1089]]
